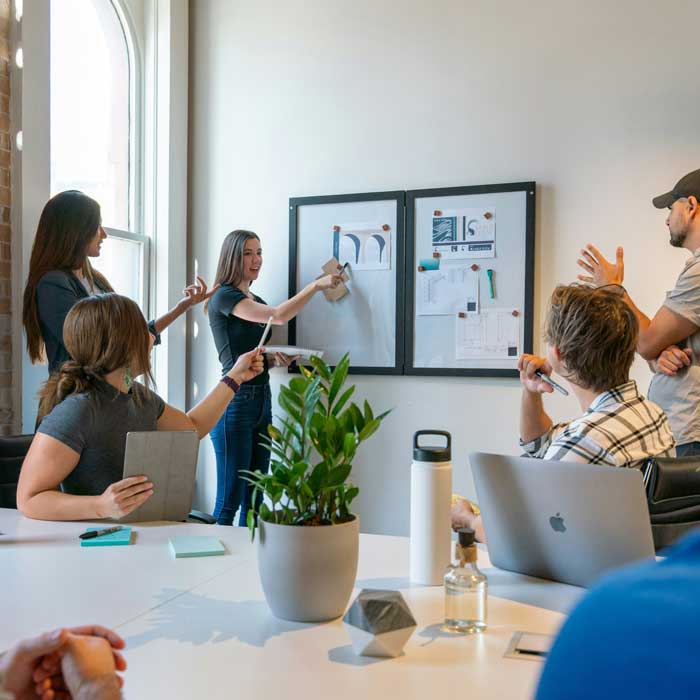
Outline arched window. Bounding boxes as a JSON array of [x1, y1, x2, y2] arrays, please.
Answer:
[[50, 0, 147, 308]]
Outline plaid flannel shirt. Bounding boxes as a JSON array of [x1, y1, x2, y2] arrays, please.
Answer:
[[521, 381, 676, 468]]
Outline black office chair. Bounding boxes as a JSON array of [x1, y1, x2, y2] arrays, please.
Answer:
[[644, 456, 700, 550], [0, 434, 34, 509]]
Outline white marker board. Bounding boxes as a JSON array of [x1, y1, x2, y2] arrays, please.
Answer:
[[406, 183, 535, 377], [288, 191, 405, 374]]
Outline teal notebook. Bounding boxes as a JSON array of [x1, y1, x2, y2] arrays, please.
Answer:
[[80, 527, 132, 547], [169, 536, 225, 559]]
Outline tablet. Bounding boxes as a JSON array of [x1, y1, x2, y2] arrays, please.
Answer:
[[121, 430, 199, 523]]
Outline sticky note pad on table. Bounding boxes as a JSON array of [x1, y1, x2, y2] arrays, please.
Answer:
[[80, 527, 132, 547], [169, 536, 225, 559]]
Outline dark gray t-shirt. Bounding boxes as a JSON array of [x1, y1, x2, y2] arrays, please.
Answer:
[[37, 380, 166, 496]]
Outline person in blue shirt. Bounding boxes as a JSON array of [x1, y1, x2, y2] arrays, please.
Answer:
[[537, 530, 700, 699]]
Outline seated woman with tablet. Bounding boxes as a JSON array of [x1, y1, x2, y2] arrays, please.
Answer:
[[16, 293, 264, 522]]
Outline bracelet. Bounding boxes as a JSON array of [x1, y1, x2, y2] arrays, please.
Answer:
[[220, 375, 240, 393]]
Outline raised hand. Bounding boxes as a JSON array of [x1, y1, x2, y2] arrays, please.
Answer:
[[576, 244, 624, 287], [180, 276, 220, 309]]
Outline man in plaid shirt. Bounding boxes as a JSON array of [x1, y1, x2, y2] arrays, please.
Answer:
[[453, 283, 675, 541]]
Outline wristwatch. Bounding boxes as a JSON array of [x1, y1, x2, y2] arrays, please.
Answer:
[[220, 375, 240, 393]]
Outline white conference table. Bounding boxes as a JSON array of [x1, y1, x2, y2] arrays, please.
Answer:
[[0, 509, 585, 699]]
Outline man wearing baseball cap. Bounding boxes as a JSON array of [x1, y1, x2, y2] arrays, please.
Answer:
[[576, 168, 700, 455]]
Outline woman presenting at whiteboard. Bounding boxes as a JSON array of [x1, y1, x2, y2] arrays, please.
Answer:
[[206, 229, 343, 526]]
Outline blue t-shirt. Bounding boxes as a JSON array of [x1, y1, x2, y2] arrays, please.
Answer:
[[537, 531, 700, 699], [207, 284, 270, 385]]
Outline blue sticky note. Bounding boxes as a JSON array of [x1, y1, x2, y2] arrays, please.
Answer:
[[418, 257, 440, 271], [80, 527, 132, 547], [169, 536, 225, 558]]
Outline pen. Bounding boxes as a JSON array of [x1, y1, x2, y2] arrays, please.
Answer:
[[257, 316, 273, 349], [535, 370, 569, 397], [79, 525, 124, 540]]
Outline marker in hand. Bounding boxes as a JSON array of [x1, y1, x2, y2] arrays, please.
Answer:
[[258, 316, 273, 349], [535, 370, 569, 397]]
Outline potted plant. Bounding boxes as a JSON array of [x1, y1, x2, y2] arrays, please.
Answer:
[[244, 354, 389, 622]]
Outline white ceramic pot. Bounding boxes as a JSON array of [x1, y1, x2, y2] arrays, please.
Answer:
[[257, 515, 359, 622]]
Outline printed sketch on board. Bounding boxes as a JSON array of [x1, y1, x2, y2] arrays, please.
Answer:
[[432, 208, 496, 260], [417, 266, 479, 316], [455, 308, 519, 360], [333, 222, 391, 271]]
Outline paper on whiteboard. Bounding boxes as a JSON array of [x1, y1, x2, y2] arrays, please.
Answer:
[[417, 266, 479, 316], [456, 309, 519, 360], [333, 222, 391, 271], [432, 208, 496, 260]]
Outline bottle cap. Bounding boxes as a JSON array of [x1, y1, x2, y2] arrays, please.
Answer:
[[457, 528, 475, 547], [413, 430, 451, 462]]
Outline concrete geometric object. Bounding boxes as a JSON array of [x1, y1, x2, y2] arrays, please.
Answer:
[[342, 589, 417, 657]]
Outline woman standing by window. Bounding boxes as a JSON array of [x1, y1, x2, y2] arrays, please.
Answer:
[[23, 190, 214, 374], [206, 230, 343, 526]]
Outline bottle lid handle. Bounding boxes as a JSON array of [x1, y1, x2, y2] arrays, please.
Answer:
[[413, 430, 451, 451]]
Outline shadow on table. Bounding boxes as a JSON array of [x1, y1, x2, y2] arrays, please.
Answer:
[[328, 644, 400, 666], [484, 567, 584, 614], [124, 588, 319, 650]]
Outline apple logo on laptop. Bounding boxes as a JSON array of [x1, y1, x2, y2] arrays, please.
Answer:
[[549, 513, 566, 533]]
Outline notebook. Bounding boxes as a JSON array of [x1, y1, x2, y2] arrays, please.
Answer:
[[169, 536, 226, 558], [80, 527, 133, 547]]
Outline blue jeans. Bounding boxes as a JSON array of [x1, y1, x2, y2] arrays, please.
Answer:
[[676, 442, 700, 457], [211, 383, 272, 526]]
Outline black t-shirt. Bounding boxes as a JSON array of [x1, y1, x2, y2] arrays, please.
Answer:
[[207, 284, 270, 385]]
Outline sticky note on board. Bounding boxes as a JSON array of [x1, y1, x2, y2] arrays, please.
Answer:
[[80, 527, 133, 547], [320, 257, 350, 302], [418, 257, 440, 271], [169, 536, 226, 558]]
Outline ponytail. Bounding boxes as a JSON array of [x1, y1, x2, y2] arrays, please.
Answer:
[[37, 361, 98, 421]]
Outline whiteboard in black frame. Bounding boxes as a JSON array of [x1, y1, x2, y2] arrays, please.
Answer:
[[405, 182, 535, 377], [288, 191, 405, 374]]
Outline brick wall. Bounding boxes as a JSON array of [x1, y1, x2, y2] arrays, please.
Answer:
[[0, 0, 11, 434]]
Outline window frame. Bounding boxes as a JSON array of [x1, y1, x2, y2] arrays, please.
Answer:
[[15, 0, 190, 431]]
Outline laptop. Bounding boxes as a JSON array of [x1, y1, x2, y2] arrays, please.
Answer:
[[469, 452, 655, 587], [120, 431, 199, 523]]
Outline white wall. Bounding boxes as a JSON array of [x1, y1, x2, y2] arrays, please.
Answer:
[[188, 0, 699, 535]]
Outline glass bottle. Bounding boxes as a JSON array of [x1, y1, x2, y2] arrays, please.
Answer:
[[444, 528, 487, 633]]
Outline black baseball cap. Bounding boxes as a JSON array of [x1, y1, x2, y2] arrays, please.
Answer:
[[652, 168, 700, 209]]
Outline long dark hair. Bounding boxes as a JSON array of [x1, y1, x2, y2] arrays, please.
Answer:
[[23, 190, 114, 363], [38, 294, 153, 420], [204, 230, 260, 313]]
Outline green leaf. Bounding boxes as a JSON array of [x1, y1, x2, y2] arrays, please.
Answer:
[[349, 403, 365, 433], [299, 365, 313, 380], [267, 425, 283, 441], [343, 433, 357, 460], [325, 463, 351, 487], [345, 486, 359, 503], [308, 461, 329, 494], [331, 385, 355, 416], [363, 399, 374, 423], [310, 355, 331, 380], [358, 418, 381, 442], [246, 509, 256, 541], [328, 355, 350, 405], [289, 377, 309, 395]]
